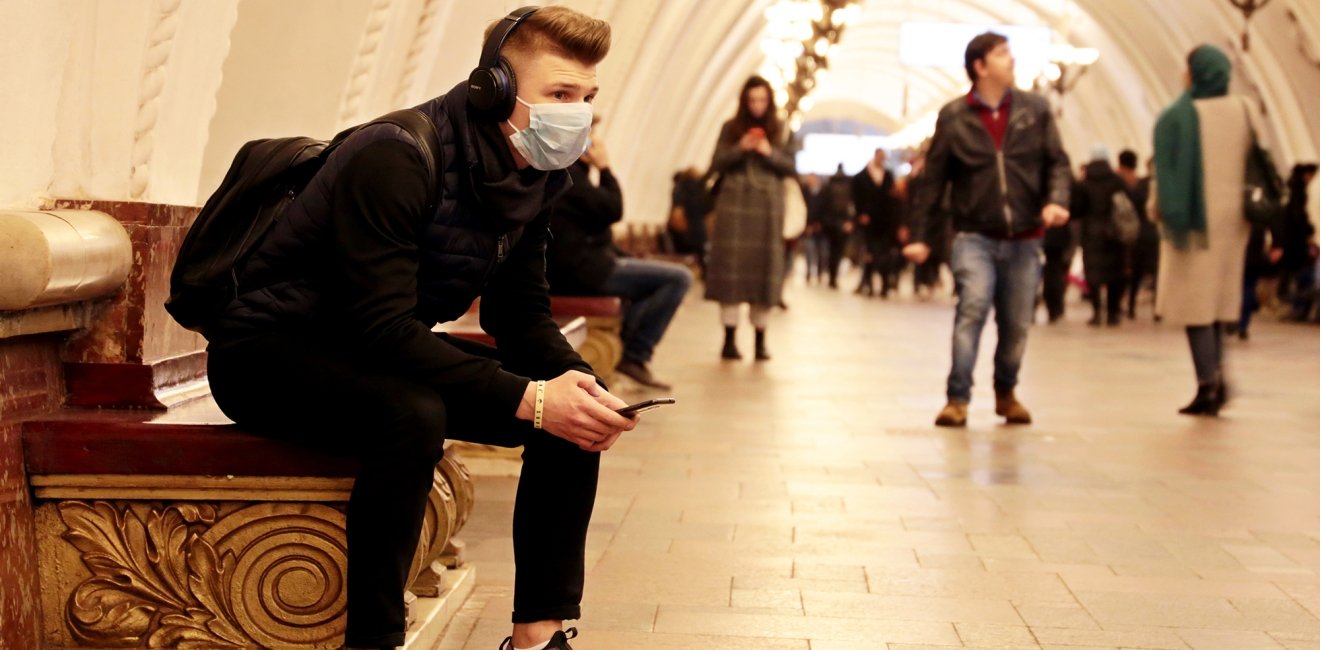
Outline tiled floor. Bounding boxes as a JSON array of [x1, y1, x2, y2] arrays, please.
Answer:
[[436, 273, 1320, 649]]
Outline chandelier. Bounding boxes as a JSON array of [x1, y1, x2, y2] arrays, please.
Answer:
[[1033, 43, 1100, 116], [759, 0, 864, 134]]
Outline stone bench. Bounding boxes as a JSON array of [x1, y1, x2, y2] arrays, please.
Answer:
[[22, 398, 473, 650]]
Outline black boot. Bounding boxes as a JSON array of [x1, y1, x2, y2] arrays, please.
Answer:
[[1178, 383, 1221, 416], [754, 329, 771, 361], [721, 326, 741, 360]]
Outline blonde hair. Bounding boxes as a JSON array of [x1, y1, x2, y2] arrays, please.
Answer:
[[484, 6, 611, 66]]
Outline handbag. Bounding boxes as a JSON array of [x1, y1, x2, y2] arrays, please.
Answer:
[[1241, 99, 1284, 227], [782, 177, 807, 239]]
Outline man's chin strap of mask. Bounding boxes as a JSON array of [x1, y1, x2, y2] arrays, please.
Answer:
[[507, 97, 594, 171]]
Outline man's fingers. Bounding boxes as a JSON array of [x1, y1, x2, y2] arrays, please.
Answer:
[[583, 398, 633, 430], [586, 429, 623, 452], [567, 414, 612, 440]]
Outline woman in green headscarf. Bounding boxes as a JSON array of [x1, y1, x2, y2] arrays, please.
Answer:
[[1150, 44, 1254, 416]]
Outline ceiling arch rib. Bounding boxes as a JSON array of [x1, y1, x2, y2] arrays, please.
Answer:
[[643, 1, 774, 183], [620, 0, 752, 194]]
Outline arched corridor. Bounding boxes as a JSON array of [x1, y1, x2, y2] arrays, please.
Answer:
[[441, 279, 1320, 648], [3, 2, 1320, 649]]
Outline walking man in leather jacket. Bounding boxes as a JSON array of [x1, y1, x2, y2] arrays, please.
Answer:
[[205, 7, 631, 650], [903, 32, 1072, 427]]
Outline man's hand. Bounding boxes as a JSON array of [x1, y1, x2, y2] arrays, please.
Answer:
[[903, 242, 931, 264], [517, 371, 636, 451], [582, 139, 609, 170], [1042, 203, 1070, 228]]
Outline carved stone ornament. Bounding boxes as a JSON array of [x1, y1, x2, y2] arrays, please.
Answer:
[[58, 501, 348, 649], [578, 316, 624, 386]]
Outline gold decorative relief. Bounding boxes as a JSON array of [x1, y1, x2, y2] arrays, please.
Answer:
[[439, 452, 474, 532], [58, 501, 347, 649]]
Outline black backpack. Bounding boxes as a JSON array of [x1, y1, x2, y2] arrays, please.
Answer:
[[166, 109, 441, 334]]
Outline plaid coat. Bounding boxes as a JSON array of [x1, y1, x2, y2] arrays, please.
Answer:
[[704, 120, 796, 306]]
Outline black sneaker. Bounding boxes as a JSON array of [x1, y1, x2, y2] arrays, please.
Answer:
[[499, 628, 578, 650], [615, 360, 672, 390]]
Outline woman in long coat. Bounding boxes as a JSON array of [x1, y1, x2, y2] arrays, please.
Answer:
[[1150, 44, 1253, 416], [705, 76, 797, 361]]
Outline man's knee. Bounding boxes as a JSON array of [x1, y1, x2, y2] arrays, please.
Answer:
[[954, 274, 995, 322], [957, 297, 993, 325], [668, 264, 694, 292], [377, 391, 448, 462]]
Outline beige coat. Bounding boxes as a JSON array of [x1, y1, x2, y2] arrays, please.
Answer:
[[1151, 96, 1253, 326]]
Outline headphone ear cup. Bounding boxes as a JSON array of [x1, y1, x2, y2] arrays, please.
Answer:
[[494, 57, 518, 121], [468, 67, 498, 111]]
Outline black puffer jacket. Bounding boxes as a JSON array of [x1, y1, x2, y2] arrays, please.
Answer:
[[909, 90, 1071, 243], [208, 81, 591, 413], [546, 161, 623, 294], [219, 81, 568, 332]]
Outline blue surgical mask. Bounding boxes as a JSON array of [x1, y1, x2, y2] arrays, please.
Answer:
[[506, 97, 593, 170]]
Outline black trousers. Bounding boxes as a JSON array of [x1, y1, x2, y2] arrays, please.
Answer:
[[1089, 281, 1125, 320], [858, 245, 898, 295], [1042, 246, 1073, 319], [914, 254, 942, 291], [823, 228, 849, 286], [207, 330, 599, 647]]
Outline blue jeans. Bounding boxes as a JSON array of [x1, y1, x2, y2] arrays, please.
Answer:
[[947, 232, 1043, 403], [599, 258, 693, 364]]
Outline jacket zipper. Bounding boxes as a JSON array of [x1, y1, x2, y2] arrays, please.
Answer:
[[482, 233, 508, 283], [996, 150, 1012, 233]]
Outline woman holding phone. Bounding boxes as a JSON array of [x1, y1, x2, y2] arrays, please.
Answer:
[[704, 75, 798, 361]]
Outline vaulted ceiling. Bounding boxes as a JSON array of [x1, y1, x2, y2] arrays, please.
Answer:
[[4, 0, 1318, 221]]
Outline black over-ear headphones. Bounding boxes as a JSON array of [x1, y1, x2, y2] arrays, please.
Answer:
[[468, 6, 540, 119]]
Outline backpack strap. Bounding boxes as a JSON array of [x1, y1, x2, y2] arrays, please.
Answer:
[[376, 108, 444, 209], [322, 109, 445, 209]]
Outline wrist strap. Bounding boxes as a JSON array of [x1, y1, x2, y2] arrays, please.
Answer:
[[533, 380, 546, 429]]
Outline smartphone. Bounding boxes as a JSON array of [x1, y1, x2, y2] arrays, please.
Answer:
[[616, 398, 676, 417]]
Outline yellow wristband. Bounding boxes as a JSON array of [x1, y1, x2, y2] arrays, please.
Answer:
[[533, 380, 546, 429]]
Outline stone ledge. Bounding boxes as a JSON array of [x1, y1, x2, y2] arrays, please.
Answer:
[[0, 301, 103, 340]]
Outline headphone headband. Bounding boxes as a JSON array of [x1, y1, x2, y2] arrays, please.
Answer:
[[468, 6, 539, 117], [479, 6, 540, 71]]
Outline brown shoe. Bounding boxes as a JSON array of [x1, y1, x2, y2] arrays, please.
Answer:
[[615, 360, 672, 390], [934, 401, 968, 427], [995, 391, 1032, 425]]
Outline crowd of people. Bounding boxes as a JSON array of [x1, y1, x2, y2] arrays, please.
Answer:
[[653, 43, 1318, 420]]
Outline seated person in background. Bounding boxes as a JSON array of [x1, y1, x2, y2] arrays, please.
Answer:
[[547, 121, 693, 390]]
